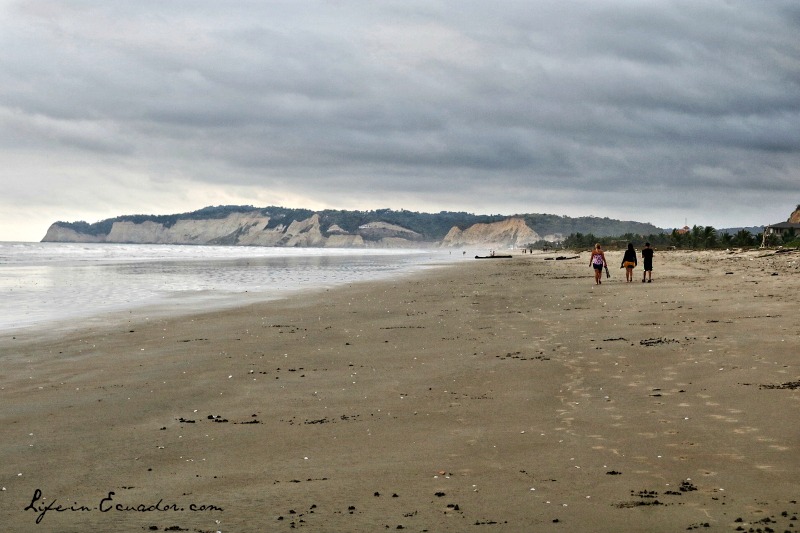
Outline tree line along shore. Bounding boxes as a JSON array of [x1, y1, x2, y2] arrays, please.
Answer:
[[557, 224, 798, 251]]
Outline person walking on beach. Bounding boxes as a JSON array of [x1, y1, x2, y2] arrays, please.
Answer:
[[590, 243, 607, 285], [620, 242, 637, 282], [641, 242, 654, 282]]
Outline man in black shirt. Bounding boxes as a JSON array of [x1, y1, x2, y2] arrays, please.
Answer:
[[641, 242, 654, 283]]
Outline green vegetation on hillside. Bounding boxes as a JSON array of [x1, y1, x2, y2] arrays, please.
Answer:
[[317, 209, 508, 240], [521, 214, 660, 237]]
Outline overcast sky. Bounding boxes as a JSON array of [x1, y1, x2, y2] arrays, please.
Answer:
[[1, 1, 798, 241]]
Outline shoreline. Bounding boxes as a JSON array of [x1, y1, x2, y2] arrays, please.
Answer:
[[0, 246, 464, 337], [1, 249, 798, 532]]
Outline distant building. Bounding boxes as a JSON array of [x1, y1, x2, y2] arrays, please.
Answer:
[[762, 221, 800, 246], [675, 225, 691, 235]]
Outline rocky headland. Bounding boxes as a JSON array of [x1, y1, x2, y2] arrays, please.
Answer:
[[41, 205, 662, 249]]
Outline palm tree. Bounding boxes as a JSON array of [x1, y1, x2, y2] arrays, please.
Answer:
[[690, 225, 703, 248], [670, 229, 684, 248], [734, 229, 754, 247], [703, 226, 717, 248]]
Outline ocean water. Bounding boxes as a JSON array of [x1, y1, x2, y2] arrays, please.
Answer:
[[0, 242, 461, 333]]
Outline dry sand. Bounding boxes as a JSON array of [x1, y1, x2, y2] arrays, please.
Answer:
[[1, 249, 798, 532]]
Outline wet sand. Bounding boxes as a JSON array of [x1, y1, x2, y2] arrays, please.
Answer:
[[1, 249, 798, 532]]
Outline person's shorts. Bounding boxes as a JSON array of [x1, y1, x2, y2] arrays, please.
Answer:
[[593, 264, 604, 271], [643, 262, 653, 271], [623, 261, 636, 269]]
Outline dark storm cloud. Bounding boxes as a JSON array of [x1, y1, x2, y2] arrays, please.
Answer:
[[0, 0, 798, 239]]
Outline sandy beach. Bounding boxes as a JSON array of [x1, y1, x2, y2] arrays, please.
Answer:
[[1, 248, 798, 532]]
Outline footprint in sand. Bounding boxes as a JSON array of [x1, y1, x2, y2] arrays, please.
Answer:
[[754, 435, 777, 442], [708, 414, 738, 423]]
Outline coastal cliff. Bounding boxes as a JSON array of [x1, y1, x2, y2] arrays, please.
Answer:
[[44, 211, 373, 247], [41, 208, 502, 248], [790, 206, 800, 223], [440, 217, 539, 248], [43, 213, 538, 249], [42, 205, 663, 248]]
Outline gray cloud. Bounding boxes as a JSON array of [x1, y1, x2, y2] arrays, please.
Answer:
[[1, 0, 799, 241]]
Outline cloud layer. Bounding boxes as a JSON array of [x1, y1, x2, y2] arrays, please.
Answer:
[[1, 1, 799, 240]]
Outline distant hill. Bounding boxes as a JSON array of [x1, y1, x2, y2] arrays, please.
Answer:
[[43, 205, 664, 248], [717, 226, 764, 235]]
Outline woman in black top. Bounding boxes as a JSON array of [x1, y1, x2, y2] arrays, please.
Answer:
[[620, 243, 637, 282]]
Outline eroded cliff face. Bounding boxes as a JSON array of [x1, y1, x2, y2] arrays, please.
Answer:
[[324, 234, 365, 247], [790, 207, 800, 224], [43, 212, 412, 248], [41, 225, 105, 243], [105, 212, 276, 245], [43, 210, 546, 248], [440, 217, 540, 248]]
